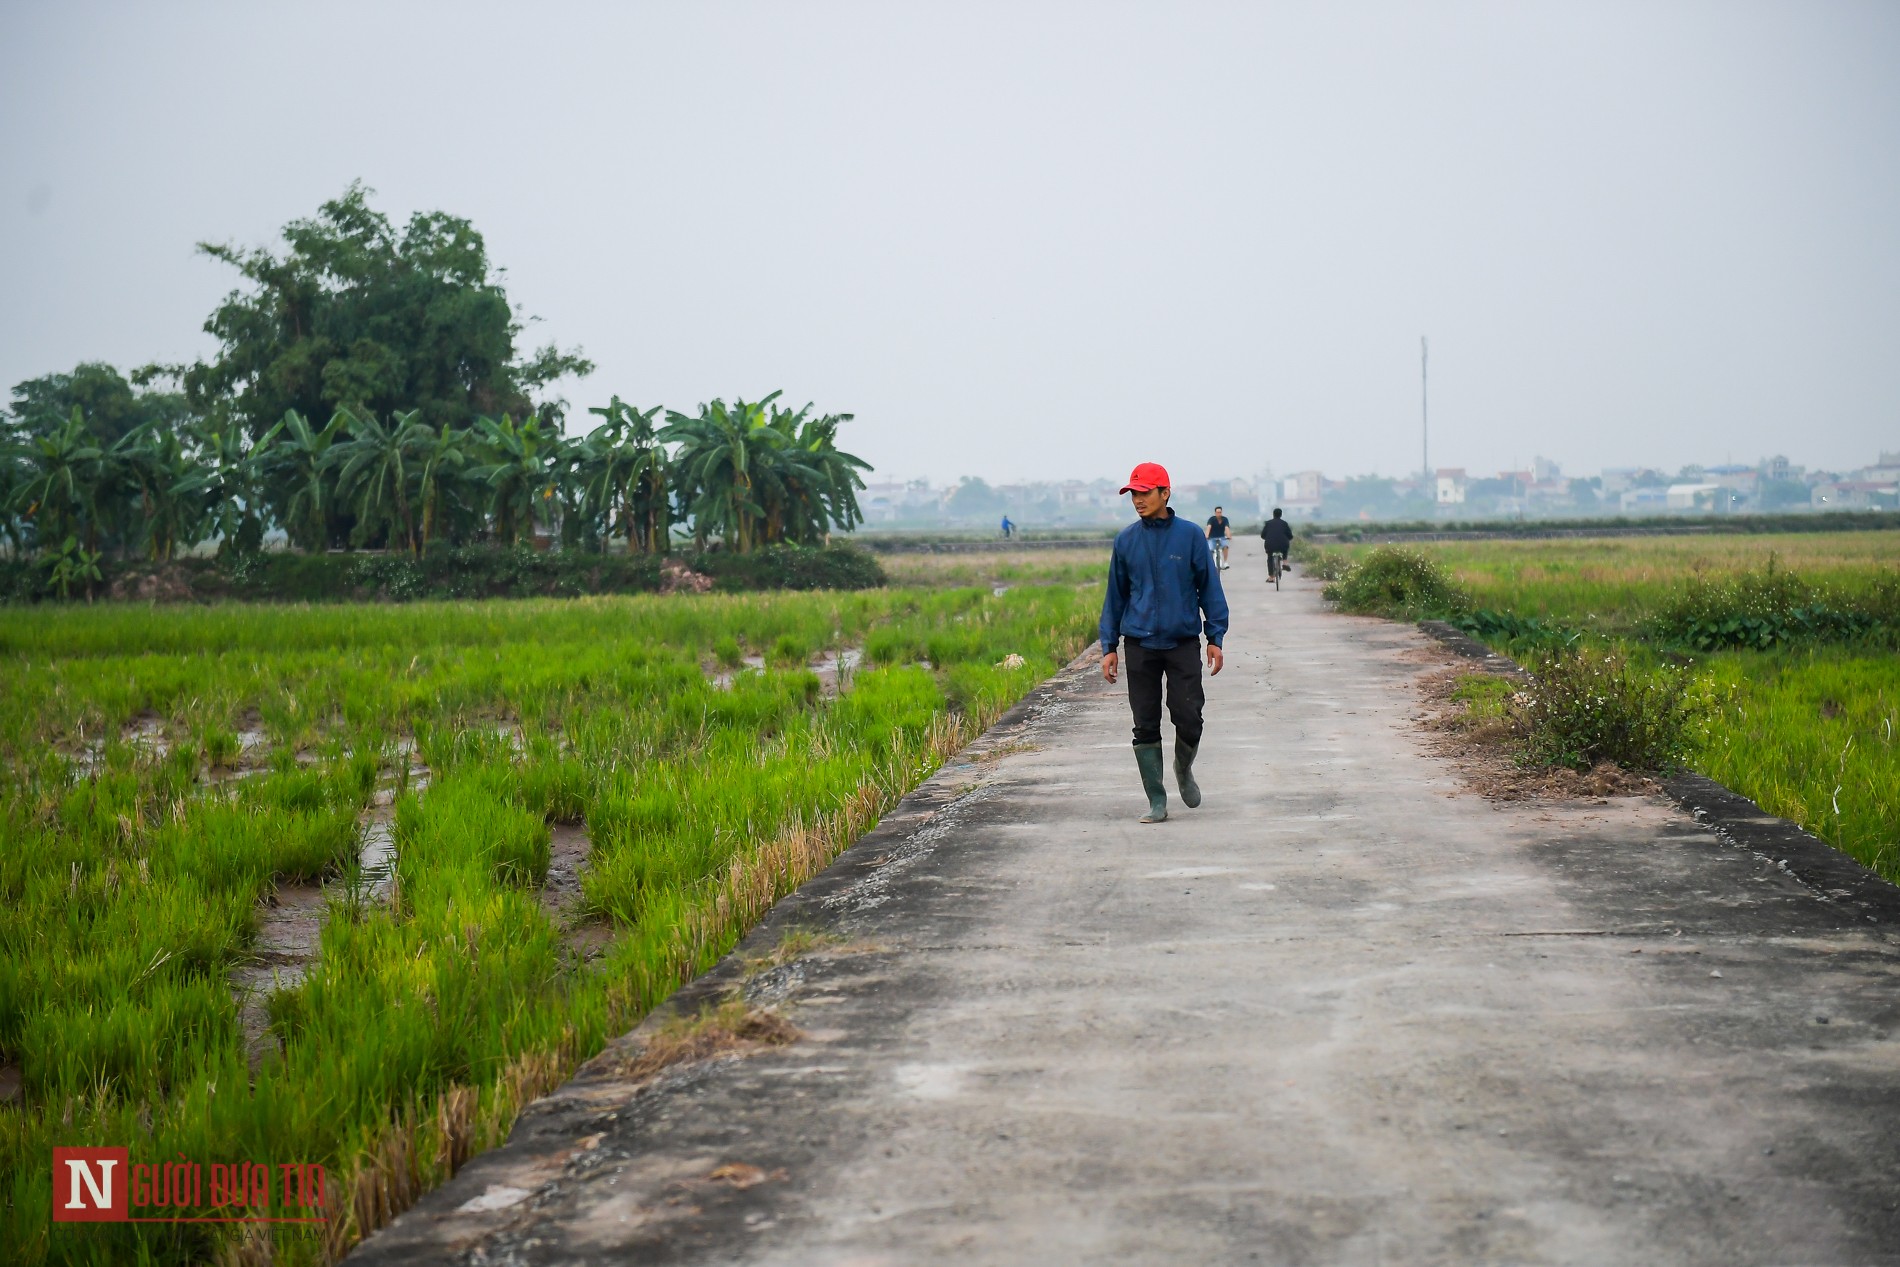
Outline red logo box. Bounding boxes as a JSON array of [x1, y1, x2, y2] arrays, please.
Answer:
[[52, 1148, 130, 1222]]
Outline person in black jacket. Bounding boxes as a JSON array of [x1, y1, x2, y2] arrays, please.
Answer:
[[1260, 508, 1294, 583]]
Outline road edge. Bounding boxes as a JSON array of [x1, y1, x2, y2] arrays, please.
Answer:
[[1414, 620, 1898, 927], [345, 643, 1107, 1263]]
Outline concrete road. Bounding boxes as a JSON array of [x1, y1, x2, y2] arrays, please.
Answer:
[[355, 565, 1900, 1267]]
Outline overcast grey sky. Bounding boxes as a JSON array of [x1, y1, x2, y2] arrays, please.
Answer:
[[3, 1, 1897, 487]]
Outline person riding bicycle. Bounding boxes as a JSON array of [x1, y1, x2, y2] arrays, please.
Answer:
[[1260, 507, 1294, 583], [1205, 506, 1231, 570]]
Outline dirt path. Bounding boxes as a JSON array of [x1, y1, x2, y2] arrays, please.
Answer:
[[352, 565, 1900, 1267]]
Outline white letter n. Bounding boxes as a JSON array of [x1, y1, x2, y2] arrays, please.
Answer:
[[64, 1159, 115, 1210]]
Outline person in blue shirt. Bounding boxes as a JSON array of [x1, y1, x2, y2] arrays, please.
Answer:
[[1099, 461, 1229, 822], [1001, 514, 1014, 540]]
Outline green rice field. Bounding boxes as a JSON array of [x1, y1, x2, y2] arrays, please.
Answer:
[[0, 584, 1097, 1265], [1351, 531, 1899, 881]]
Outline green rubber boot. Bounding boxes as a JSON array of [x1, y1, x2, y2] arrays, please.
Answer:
[[1174, 738, 1201, 809], [1134, 742, 1168, 823]]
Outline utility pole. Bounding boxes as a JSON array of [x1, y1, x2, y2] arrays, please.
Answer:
[[1421, 336, 1430, 486]]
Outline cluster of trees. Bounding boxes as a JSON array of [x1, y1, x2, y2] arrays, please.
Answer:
[[0, 186, 868, 570], [1, 384, 867, 564]]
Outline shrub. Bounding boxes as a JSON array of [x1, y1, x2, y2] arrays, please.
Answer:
[[4, 543, 886, 604], [1649, 560, 1877, 651], [1294, 543, 1353, 581], [1454, 608, 1577, 650], [1323, 546, 1468, 618], [696, 543, 886, 592], [1515, 645, 1696, 772]]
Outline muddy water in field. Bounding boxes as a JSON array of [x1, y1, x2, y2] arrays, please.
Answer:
[[811, 647, 863, 697], [230, 884, 328, 1070], [703, 647, 863, 696], [230, 758, 429, 1069], [542, 821, 615, 966]]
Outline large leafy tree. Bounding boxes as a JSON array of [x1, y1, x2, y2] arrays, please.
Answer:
[[179, 183, 593, 440], [7, 362, 188, 444]]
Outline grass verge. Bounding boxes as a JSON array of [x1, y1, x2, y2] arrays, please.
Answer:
[[0, 584, 1095, 1265]]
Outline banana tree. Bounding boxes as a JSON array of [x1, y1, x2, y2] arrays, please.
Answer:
[[546, 427, 592, 550], [411, 421, 473, 555], [582, 397, 670, 553], [661, 394, 781, 552], [13, 407, 107, 553], [752, 400, 868, 545], [114, 420, 204, 560], [328, 407, 427, 552], [41, 535, 102, 599], [468, 414, 559, 546], [790, 406, 870, 542], [0, 442, 28, 555], [177, 419, 271, 557], [260, 409, 342, 552]]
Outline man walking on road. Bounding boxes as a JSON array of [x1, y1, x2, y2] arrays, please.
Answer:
[[1100, 462, 1229, 823]]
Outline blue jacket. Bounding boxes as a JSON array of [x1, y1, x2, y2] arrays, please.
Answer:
[[1100, 510, 1229, 654]]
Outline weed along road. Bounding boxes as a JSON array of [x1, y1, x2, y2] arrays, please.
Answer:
[[354, 568, 1900, 1266]]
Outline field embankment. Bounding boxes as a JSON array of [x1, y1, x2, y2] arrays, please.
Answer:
[[0, 584, 1096, 1265], [0, 543, 885, 605]]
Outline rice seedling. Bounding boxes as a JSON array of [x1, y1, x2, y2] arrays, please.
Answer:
[[0, 582, 1098, 1265]]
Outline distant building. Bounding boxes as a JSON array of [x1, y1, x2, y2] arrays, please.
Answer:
[[1254, 469, 1276, 517], [1862, 452, 1900, 483], [1667, 483, 1721, 511], [1600, 468, 1639, 497], [1620, 487, 1669, 513], [1434, 469, 1467, 505], [1812, 479, 1899, 510], [1702, 465, 1758, 510], [1279, 470, 1325, 518]]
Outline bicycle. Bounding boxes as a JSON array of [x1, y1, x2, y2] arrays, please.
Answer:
[[1267, 550, 1286, 590]]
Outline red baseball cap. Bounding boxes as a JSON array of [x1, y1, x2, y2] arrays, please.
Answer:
[[1120, 462, 1170, 494]]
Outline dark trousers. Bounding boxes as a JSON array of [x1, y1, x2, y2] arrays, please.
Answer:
[[1124, 640, 1204, 747]]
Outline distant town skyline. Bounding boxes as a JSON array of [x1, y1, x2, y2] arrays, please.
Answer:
[[871, 445, 1899, 500], [858, 447, 1900, 525]]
